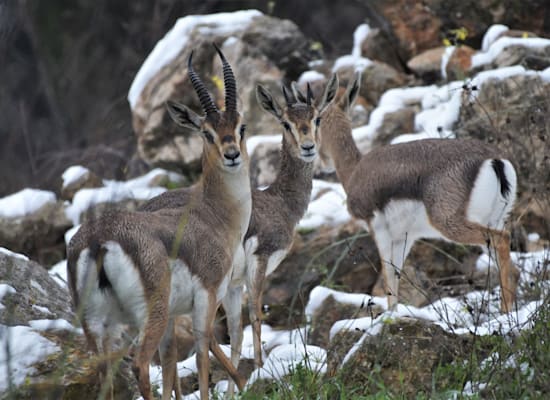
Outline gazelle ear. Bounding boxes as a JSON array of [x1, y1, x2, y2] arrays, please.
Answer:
[[344, 71, 361, 111], [165, 100, 203, 131], [319, 73, 339, 113], [256, 84, 283, 119], [291, 81, 307, 103]]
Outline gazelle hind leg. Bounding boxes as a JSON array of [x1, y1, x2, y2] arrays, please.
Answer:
[[159, 318, 181, 400], [492, 230, 519, 312], [132, 295, 169, 400]]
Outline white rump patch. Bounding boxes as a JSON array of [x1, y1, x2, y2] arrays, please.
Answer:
[[467, 159, 516, 230]]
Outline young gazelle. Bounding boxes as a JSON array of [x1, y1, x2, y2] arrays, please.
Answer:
[[316, 72, 519, 312], [139, 82, 336, 377], [67, 45, 251, 400]]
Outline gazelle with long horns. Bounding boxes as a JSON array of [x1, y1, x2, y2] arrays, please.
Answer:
[[315, 72, 519, 313], [140, 81, 337, 380], [67, 44, 251, 400]]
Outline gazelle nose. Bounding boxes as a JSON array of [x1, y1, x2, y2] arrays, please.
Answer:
[[224, 149, 241, 161], [301, 143, 315, 152]]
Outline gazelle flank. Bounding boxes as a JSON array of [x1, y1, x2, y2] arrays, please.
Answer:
[[67, 44, 251, 400], [318, 72, 519, 313]]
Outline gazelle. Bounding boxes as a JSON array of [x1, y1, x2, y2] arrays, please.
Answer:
[[67, 45, 251, 400], [316, 72, 519, 312], [140, 81, 336, 380]]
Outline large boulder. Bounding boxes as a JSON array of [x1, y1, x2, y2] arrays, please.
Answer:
[[131, 11, 315, 173], [0, 190, 72, 266]]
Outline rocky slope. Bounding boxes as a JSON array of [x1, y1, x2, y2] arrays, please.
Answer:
[[0, 6, 549, 399]]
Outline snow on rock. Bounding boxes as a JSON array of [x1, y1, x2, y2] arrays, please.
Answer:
[[440, 45, 455, 80], [29, 319, 82, 334], [472, 35, 550, 68], [332, 55, 372, 73], [48, 259, 68, 288], [0, 283, 16, 310], [0, 247, 29, 261], [61, 165, 90, 189], [298, 180, 350, 230], [246, 133, 282, 155], [297, 70, 326, 85], [0, 188, 56, 219], [247, 343, 327, 387], [128, 9, 263, 109], [0, 324, 60, 391], [481, 24, 509, 52], [64, 169, 176, 225], [352, 24, 371, 58]]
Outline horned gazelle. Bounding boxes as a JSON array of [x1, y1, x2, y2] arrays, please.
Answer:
[[315, 72, 519, 312], [140, 81, 337, 388], [67, 45, 251, 400]]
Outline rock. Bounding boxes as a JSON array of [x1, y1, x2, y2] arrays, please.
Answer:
[[372, 107, 416, 146], [262, 222, 380, 329], [445, 45, 476, 80], [249, 140, 281, 189], [132, 12, 314, 172], [0, 251, 73, 325], [0, 201, 72, 266], [456, 74, 550, 204], [359, 61, 409, 105], [0, 250, 139, 399], [407, 47, 446, 82], [60, 167, 103, 202], [337, 318, 474, 396], [359, 27, 404, 71]]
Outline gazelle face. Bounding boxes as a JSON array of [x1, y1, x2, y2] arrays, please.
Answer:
[[201, 113, 248, 172], [280, 104, 320, 162]]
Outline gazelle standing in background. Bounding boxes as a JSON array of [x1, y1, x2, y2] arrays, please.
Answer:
[[140, 81, 337, 387], [67, 45, 251, 400], [316, 72, 519, 313]]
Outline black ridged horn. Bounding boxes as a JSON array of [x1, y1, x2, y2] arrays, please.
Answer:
[[187, 51, 218, 119], [213, 43, 237, 114], [282, 85, 296, 106], [306, 83, 313, 106]]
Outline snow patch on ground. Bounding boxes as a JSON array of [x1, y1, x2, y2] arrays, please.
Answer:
[[0, 189, 56, 219], [61, 165, 90, 189]]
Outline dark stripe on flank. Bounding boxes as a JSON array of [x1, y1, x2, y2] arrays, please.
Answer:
[[491, 159, 511, 198]]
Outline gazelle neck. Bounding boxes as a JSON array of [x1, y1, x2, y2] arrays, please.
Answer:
[[202, 158, 252, 242], [268, 135, 314, 223], [322, 105, 361, 191]]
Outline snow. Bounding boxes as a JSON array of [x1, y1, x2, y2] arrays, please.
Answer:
[[352, 24, 371, 57], [481, 24, 509, 52], [247, 343, 326, 387], [48, 259, 68, 288], [31, 305, 54, 316], [332, 55, 372, 73], [128, 9, 262, 109], [298, 180, 350, 230], [29, 319, 82, 334], [472, 36, 550, 68], [0, 284, 16, 310], [297, 70, 326, 85], [0, 247, 29, 261], [246, 133, 282, 155], [441, 45, 455, 80], [61, 165, 90, 189], [0, 324, 60, 391], [65, 169, 175, 224], [0, 188, 56, 219]]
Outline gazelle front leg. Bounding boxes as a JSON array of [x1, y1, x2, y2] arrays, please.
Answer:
[[221, 284, 244, 397], [246, 255, 266, 368]]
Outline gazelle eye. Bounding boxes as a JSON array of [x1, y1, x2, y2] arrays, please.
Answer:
[[203, 131, 214, 144], [282, 121, 291, 131], [239, 124, 246, 140], [314, 117, 321, 126]]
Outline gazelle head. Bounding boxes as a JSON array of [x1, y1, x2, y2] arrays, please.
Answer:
[[166, 43, 247, 173], [255, 81, 335, 163], [314, 73, 360, 172]]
